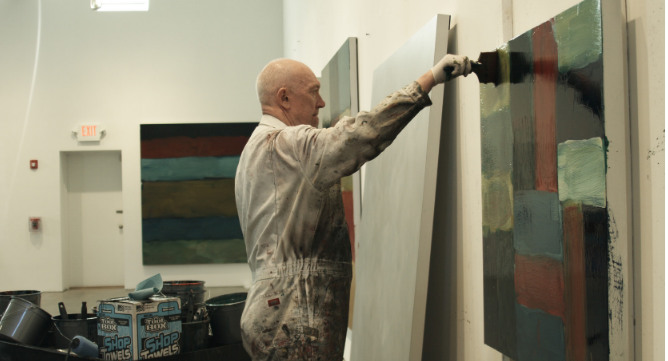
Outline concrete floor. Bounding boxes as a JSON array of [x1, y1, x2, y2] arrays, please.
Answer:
[[39, 286, 248, 316]]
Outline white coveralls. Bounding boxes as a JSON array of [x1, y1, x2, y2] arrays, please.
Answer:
[[235, 82, 432, 360]]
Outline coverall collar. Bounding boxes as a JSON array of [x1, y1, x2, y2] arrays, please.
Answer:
[[260, 114, 288, 129]]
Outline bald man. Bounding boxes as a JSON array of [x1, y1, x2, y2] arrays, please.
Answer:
[[235, 55, 471, 360]]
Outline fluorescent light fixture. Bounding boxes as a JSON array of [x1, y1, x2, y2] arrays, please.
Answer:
[[91, 0, 149, 11]]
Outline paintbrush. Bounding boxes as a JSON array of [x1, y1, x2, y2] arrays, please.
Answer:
[[471, 51, 499, 85], [444, 51, 499, 85]]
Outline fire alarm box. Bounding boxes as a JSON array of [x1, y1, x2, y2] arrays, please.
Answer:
[[30, 160, 38, 169], [29, 217, 41, 232]]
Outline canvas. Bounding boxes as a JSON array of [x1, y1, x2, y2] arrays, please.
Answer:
[[319, 37, 361, 329], [140, 123, 257, 265], [480, 0, 631, 359], [351, 15, 449, 361]]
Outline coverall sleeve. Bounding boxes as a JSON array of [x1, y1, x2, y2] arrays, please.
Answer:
[[275, 81, 433, 192]]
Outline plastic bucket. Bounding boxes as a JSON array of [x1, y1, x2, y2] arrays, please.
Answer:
[[51, 313, 98, 349], [181, 318, 210, 353], [206, 293, 247, 346], [0, 297, 52, 345], [0, 291, 41, 315]]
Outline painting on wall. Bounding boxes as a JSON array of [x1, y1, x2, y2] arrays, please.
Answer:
[[480, 0, 616, 359], [319, 37, 361, 329], [140, 123, 257, 265]]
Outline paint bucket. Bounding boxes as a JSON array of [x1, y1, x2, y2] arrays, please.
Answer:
[[51, 313, 97, 349], [162, 281, 207, 305], [206, 292, 247, 346], [181, 318, 210, 353], [0, 291, 41, 315], [0, 297, 52, 345], [162, 281, 207, 321]]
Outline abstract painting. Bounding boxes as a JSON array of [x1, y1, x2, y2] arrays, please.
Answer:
[[480, 0, 613, 359], [319, 38, 361, 329], [140, 123, 257, 265]]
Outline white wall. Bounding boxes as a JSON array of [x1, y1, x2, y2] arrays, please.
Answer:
[[0, 0, 284, 291], [282, 0, 664, 360]]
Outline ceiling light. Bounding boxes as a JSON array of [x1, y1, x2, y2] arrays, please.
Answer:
[[91, 0, 149, 12]]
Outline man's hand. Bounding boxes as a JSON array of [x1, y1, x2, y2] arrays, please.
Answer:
[[431, 54, 472, 84]]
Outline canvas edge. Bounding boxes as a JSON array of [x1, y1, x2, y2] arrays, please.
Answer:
[[408, 13, 451, 361], [600, 0, 634, 359]]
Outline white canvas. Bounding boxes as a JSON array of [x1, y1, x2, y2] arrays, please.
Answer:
[[351, 15, 450, 361]]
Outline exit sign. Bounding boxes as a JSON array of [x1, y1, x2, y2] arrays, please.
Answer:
[[74, 124, 104, 141]]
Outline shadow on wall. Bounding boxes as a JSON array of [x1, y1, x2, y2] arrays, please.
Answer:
[[422, 24, 461, 361]]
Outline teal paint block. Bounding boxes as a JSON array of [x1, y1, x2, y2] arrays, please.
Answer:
[[513, 191, 563, 261], [515, 304, 566, 361], [557, 137, 606, 208], [141, 156, 240, 181], [553, 0, 602, 72]]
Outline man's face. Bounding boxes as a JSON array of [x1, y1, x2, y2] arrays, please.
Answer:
[[288, 70, 326, 127]]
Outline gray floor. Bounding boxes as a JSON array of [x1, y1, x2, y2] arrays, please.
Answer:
[[40, 286, 248, 316]]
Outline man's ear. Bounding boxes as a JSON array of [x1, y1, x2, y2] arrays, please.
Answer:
[[277, 88, 291, 109]]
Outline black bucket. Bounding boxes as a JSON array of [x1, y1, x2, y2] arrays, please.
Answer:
[[206, 293, 247, 346], [0, 291, 41, 315], [51, 313, 97, 349], [162, 281, 207, 307], [181, 318, 210, 353], [0, 297, 52, 346]]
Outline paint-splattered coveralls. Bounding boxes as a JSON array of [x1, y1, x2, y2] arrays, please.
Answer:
[[235, 82, 432, 360]]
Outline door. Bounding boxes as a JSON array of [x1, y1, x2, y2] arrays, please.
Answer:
[[66, 151, 124, 287]]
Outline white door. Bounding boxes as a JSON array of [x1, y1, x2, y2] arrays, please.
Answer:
[[66, 151, 124, 287]]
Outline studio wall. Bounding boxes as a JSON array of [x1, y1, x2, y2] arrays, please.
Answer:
[[282, 0, 664, 360], [0, 0, 284, 291]]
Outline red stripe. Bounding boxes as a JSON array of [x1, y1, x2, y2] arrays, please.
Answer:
[[532, 21, 558, 192], [514, 253, 565, 319], [342, 190, 355, 261], [563, 203, 587, 361], [141, 136, 250, 159]]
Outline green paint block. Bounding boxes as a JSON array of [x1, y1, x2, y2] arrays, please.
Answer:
[[481, 107, 513, 175], [479, 44, 510, 118], [553, 0, 602, 72], [557, 137, 606, 207]]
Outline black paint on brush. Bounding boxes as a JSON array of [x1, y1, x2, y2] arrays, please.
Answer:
[[509, 31, 536, 191]]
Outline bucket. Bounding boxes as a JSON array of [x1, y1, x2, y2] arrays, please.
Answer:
[[206, 292, 247, 346], [0, 291, 41, 315], [181, 318, 210, 353], [0, 297, 52, 346], [51, 313, 97, 349], [162, 281, 207, 306]]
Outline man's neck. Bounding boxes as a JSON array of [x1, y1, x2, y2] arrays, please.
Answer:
[[262, 106, 295, 127]]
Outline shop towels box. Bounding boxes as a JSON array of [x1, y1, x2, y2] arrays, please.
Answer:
[[97, 296, 182, 360]]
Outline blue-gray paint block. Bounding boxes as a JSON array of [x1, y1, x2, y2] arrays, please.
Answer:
[[515, 304, 566, 361], [513, 190, 563, 260]]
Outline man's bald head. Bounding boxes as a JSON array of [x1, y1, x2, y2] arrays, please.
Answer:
[[256, 58, 325, 127], [256, 59, 314, 106]]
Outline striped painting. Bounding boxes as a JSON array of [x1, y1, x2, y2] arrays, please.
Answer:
[[480, 0, 610, 360], [140, 123, 257, 265]]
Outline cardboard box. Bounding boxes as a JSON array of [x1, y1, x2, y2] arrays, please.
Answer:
[[97, 296, 182, 360]]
